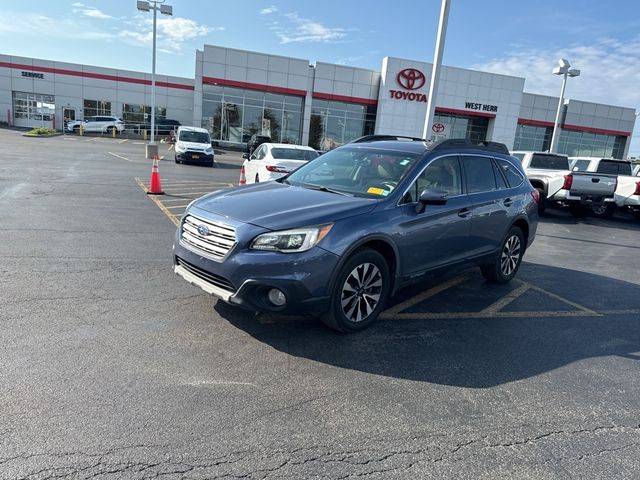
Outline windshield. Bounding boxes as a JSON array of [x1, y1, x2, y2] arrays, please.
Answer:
[[179, 131, 210, 144], [284, 147, 421, 198], [271, 148, 319, 161]]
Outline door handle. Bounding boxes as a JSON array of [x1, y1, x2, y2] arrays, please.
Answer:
[[503, 198, 513, 207], [458, 208, 471, 218]]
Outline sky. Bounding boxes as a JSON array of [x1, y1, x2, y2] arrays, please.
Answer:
[[2, 0, 640, 154]]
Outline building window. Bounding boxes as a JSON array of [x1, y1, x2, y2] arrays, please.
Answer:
[[201, 85, 304, 144], [513, 124, 552, 152], [308, 99, 377, 151], [83, 100, 111, 118], [12, 91, 55, 125], [122, 104, 167, 124], [557, 130, 627, 159]]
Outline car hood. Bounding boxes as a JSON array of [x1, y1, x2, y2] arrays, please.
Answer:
[[177, 141, 211, 151], [192, 182, 377, 230]]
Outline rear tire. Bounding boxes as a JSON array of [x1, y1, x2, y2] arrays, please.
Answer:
[[537, 190, 547, 216], [481, 226, 524, 284], [591, 203, 615, 219], [321, 248, 390, 333]]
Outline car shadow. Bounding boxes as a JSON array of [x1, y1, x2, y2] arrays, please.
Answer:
[[214, 263, 640, 388], [542, 207, 640, 231]]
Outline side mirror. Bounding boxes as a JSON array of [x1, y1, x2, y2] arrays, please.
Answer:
[[242, 153, 249, 160], [416, 189, 448, 213]]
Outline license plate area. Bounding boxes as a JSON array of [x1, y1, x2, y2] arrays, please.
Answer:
[[192, 154, 200, 159]]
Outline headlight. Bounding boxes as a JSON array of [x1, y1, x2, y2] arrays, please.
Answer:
[[175, 144, 186, 153], [250, 225, 333, 253], [205, 147, 213, 154]]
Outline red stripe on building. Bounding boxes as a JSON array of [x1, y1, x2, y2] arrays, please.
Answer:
[[517, 118, 631, 137], [312, 92, 378, 106], [517, 118, 555, 128], [202, 76, 307, 97], [0, 61, 194, 91], [436, 106, 496, 118]]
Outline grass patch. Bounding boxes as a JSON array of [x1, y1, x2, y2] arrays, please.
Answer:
[[23, 127, 61, 137]]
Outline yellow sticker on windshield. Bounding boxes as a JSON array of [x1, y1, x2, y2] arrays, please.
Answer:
[[367, 187, 385, 195]]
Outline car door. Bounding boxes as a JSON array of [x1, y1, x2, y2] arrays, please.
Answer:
[[396, 155, 473, 274], [461, 155, 512, 257]]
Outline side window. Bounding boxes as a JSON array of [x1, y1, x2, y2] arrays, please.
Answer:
[[496, 158, 524, 188], [462, 156, 497, 193], [404, 156, 462, 203], [252, 145, 264, 160], [492, 160, 508, 189]]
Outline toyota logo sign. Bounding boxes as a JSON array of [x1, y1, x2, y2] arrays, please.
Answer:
[[396, 68, 426, 90], [432, 123, 446, 133]]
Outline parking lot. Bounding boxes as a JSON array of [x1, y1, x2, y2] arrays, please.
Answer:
[[2, 127, 640, 478]]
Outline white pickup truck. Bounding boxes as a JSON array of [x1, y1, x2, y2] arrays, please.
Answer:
[[567, 157, 640, 218], [511, 151, 571, 215]]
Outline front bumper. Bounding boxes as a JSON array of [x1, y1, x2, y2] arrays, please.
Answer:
[[176, 151, 214, 164], [173, 231, 339, 314]]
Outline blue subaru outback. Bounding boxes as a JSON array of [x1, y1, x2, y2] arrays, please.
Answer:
[[173, 137, 539, 332]]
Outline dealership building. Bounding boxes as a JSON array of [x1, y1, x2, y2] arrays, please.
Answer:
[[1, 44, 636, 158]]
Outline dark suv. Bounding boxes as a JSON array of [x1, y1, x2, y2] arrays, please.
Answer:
[[246, 134, 272, 156], [173, 137, 539, 332]]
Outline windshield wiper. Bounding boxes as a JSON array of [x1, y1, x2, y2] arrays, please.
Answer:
[[303, 183, 353, 196]]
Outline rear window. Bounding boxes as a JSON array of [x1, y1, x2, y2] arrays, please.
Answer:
[[596, 160, 633, 175], [529, 154, 569, 170], [271, 148, 319, 161], [179, 131, 210, 143], [571, 159, 591, 171], [496, 159, 524, 188], [512, 153, 525, 162]]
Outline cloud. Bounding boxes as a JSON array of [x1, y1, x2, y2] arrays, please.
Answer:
[[260, 5, 278, 15], [71, 3, 112, 19], [0, 11, 115, 40], [271, 13, 346, 44], [119, 15, 220, 52], [472, 37, 640, 154]]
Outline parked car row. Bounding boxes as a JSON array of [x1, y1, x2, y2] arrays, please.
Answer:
[[66, 116, 181, 135], [512, 150, 640, 219]]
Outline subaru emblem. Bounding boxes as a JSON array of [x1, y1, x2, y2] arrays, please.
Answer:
[[197, 224, 209, 236]]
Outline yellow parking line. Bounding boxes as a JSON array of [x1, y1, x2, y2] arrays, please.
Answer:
[[381, 273, 471, 317], [481, 281, 531, 314], [108, 152, 132, 162], [527, 284, 598, 314], [134, 177, 179, 227], [387, 310, 601, 320], [168, 144, 174, 151]]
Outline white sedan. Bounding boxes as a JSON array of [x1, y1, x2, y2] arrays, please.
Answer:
[[242, 143, 319, 184]]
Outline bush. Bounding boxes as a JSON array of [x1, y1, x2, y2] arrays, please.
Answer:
[[24, 127, 59, 136]]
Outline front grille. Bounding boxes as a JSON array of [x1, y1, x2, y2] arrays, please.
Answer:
[[181, 214, 236, 260], [176, 257, 235, 292]]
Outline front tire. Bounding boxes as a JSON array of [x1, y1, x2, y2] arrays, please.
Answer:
[[481, 226, 524, 284], [321, 248, 390, 333], [255, 174, 260, 183]]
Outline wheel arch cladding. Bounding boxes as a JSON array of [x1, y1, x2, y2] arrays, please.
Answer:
[[513, 219, 529, 246]]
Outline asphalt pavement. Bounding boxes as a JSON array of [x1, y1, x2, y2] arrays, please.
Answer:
[[1, 128, 640, 479]]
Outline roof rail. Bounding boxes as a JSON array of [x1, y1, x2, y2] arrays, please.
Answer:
[[429, 138, 510, 154], [350, 134, 427, 144]]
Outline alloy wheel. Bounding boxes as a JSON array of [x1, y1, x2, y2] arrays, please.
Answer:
[[500, 235, 521, 277], [340, 263, 382, 323]]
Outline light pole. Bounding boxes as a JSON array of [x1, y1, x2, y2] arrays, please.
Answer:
[[549, 58, 580, 153], [423, 0, 451, 141], [136, 0, 173, 159]]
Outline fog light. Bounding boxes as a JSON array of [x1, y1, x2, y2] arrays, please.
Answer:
[[267, 288, 286, 306]]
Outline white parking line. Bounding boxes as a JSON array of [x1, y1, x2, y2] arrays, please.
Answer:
[[118, 139, 128, 144], [108, 152, 133, 162]]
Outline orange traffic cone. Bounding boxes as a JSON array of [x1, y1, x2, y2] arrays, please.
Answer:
[[148, 154, 165, 195], [238, 165, 246, 186]]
